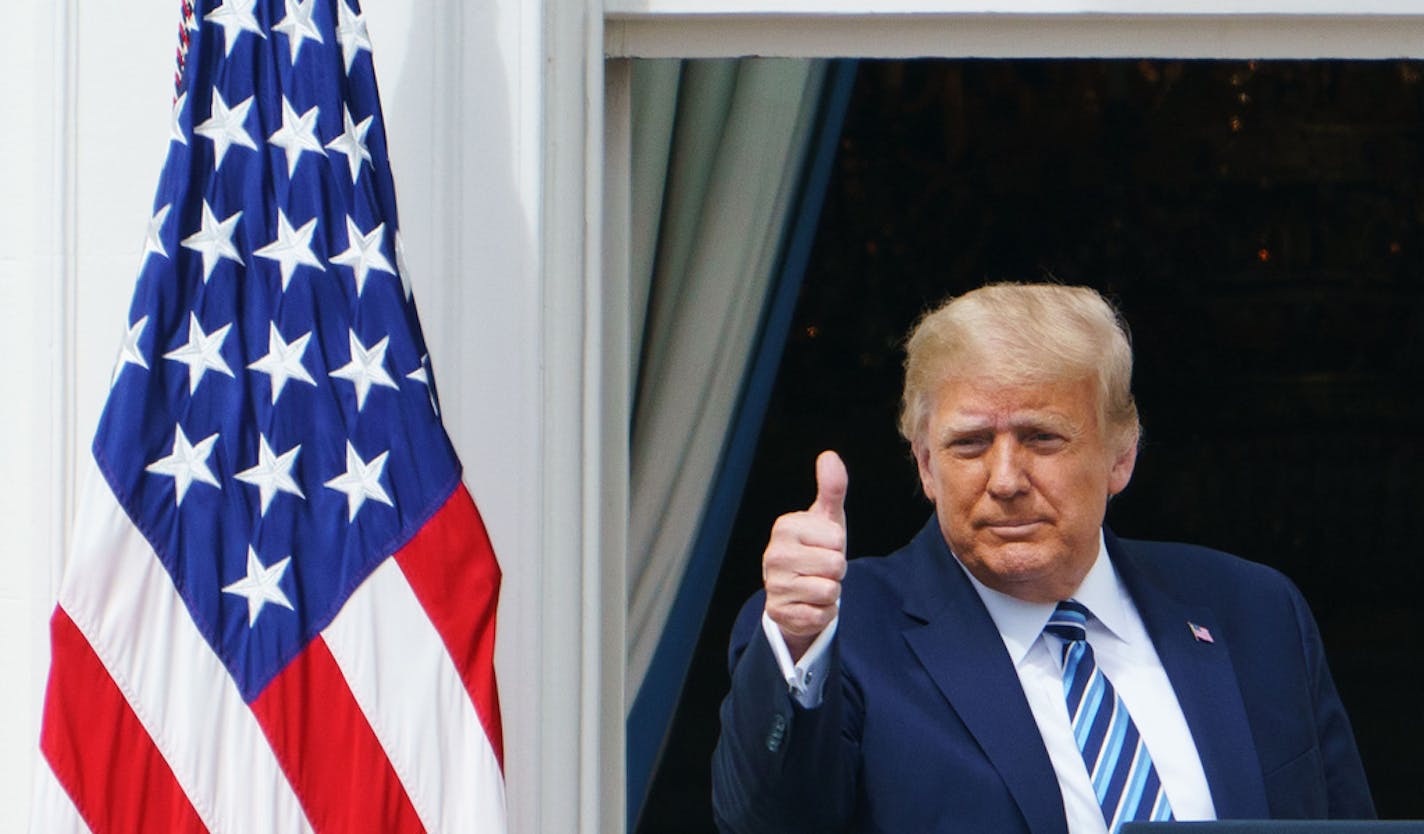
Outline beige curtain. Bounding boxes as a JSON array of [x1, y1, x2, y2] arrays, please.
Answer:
[[626, 58, 828, 702]]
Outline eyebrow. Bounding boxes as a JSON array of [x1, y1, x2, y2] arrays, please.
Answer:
[[937, 411, 1078, 441]]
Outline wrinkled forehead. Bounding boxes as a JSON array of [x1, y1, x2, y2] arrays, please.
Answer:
[[917, 369, 1113, 449]]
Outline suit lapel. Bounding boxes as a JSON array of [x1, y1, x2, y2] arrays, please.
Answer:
[[898, 521, 1070, 834], [1107, 532, 1270, 819]]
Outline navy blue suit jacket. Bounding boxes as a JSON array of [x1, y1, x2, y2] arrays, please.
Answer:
[[712, 518, 1374, 833]]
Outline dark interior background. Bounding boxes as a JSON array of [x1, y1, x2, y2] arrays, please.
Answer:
[[638, 59, 1424, 831]]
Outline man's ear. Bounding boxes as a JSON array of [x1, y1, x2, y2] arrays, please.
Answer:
[[1107, 429, 1138, 497]]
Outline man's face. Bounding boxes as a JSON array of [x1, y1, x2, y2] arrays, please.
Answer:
[[914, 374, 1136, 603]]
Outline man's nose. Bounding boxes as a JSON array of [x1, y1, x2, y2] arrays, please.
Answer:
[[985, 438, 1030, 499]]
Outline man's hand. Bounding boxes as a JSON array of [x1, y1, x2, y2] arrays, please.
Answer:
[[763, 450, 848, 661]]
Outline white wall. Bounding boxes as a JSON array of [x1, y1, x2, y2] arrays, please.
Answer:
[[1, 1, 76, 828]]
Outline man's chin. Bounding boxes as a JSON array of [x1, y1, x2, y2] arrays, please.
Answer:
[[962, 545, 1078, 602]]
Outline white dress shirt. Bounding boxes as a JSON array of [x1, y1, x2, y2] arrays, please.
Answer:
[[761, 533, 1218, 833]]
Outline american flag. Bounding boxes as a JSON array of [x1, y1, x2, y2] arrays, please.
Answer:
[[33, 1, 506, 831]]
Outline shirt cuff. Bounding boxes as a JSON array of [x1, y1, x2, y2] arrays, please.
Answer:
[[760, 610, 838, 709]]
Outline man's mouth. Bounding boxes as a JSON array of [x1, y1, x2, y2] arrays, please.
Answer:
[[980, 519, 1047, 538]]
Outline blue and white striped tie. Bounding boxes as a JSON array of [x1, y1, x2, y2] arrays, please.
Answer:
[[1044, 600, 1173, 833]]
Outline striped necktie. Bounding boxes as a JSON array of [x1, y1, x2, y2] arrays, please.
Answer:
[[1044, 600, 1173, 833]]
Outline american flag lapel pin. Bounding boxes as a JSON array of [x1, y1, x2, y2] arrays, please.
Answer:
[[1188, 621, 1215, 643]]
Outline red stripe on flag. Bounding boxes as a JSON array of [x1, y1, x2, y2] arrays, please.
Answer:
[[395, 484, 505, 765], [40, 607, 209, 834], [251, 636, 425, 834]]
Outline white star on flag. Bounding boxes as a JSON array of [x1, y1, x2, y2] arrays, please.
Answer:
[[254, 209, 323, 290], [268, 97, 325, 178], [181, 200, 245, 284], [272, 0, 323, 65], [193, 89, 258, 171], [324, 105, 373, 184], [141, 204, 171, 270], [222, 547, 295, 627], [247, 323, 317, 404], [164, 312, 235, 394], [395, 231, 414, 300], [145, 424, 221, 507], [329, 330, 398, 410], [110, 315, 150, 388], [205, 0, 266, 59], [236, 435, 305, 516], [330, 217, 394, 297], [170, 92, 188, 146], [406, 354, 439, 416], [335, 0, 373, 74], [324, 441, 393, 521]]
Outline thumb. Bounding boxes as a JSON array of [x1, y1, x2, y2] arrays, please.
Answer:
[[809, 450, 848, 528]]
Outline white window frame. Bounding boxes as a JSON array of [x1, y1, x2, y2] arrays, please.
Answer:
[[563, 5, 1424, 833]]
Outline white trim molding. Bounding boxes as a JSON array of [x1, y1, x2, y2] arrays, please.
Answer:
[[606, 9, 1424, 58], [541, 0, 627, 832], [606, 0, 1424, 13]]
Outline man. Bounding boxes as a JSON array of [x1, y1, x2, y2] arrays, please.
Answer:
[[711, 283, 1373, 833]]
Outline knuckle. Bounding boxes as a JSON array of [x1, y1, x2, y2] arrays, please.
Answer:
[[802, 601, 834, 626], [786, 610, 819, 635], [769, 511, 808, 539], [807, 578, 840, 606]]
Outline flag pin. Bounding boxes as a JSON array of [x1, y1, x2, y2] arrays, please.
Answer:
[[1188, 621, 1214, 643]]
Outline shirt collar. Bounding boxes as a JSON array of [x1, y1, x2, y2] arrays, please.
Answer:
[[954, 530, 1130, 667]]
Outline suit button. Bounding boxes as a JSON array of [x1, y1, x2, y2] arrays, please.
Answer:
[[766, 714, 787, 752]]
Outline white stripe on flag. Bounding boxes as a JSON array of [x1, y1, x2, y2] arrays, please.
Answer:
[[324, 556, 507, 834], [59, 459, 314, 834], [31, 755, 94, 834]]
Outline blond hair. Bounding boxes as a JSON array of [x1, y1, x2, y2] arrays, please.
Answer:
[[898, 283, 1140, 452]]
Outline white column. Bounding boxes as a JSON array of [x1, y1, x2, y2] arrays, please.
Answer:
[[534, 0, 627, 830]]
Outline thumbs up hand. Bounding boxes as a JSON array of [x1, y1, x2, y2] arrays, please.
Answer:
[[763, 451, 849, 661]]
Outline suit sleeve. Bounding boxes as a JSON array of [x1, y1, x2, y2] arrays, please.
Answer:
[[711, 592, 860, 833], [1290, 586, 1376, 819]]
